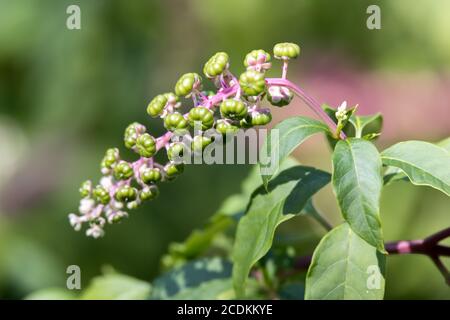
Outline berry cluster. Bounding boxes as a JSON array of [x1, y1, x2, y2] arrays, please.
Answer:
[[69, 43, 311, 238]]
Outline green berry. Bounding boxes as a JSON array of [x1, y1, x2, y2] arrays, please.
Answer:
[[101, 148, 120, 172], [167, 142, 185, 162], [215, 119, 240, 135], [203, 52, 229, 78], [273, 42, 300, 60], [175, 73, 202, 97], [114, 185, 137, 203], [244, 49, 271, 70], [240, 110, 272, 127], [192, 135, 213, 153], [113, 161, 134, 180], [164, 112, 188, 132], [165, 162, 184, 181], [135, 133, 157, 158], [220, 99, 248, 120], [140, 185, 159, 201], [188, 106, 214, 130], [147, 94, 167, 118], [93, 186, 110, 205], [124, 122, 146, 149], [251, 110, 272, 126], [79, 180, 92, 198], [239, 70, 266, 96], [141, 168, 162, 184], [266, 85, 294, 107]]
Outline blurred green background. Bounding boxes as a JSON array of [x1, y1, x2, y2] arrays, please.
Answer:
[[0, 0, 449, 299]]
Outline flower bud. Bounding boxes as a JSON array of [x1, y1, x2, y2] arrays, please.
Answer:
[[267, 85, 294, 107]]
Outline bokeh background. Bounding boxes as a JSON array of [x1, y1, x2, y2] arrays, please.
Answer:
[[0, 0, 449, 299]]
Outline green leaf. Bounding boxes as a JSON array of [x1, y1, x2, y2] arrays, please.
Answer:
[[259, 116, 329, 187], [437, 137, 450, 151], [151, 257, 232, 299], [169, 278, 234, 300], [81, 273, 151, 300], [305, 223, 386, 300], [332, 138, 384, 251], [232, 165, 331, 297], [25, 288, 78, 300], [348, 113, 383, 139], [381, 141, 450, 196]]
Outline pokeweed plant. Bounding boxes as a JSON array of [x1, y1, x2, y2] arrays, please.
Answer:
[[66, 42, 450, 300]]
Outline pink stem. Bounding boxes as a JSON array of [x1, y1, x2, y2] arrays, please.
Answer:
[[282, 61, 288, 79], [266, 78, 346, 139]]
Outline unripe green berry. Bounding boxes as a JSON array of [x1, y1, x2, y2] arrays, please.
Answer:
[[220, 99, 248, 120], [239, 70, 266, 96], [164, 112, 188, 132], [141, 168, 162, 184], [266, 85, 294, 107], [101, 148, 120, 173], [273, 42, 300, 60], [124, 122, 146, 149], [203, 52, 229, 78], [135, 133, 157, 158], [188, 106, 214, 130], [93, 185, 110, 204], [240, 110, 272, 127], [140, 185, 159, 201], [79, 180, 92, 198], [115, 185, 137, 203], [215, 119, 240, 135], [147, 94, 167, 118], [175, 73, 202, 97], [167, 142, 185, 162], [113, 161, 134, 180], [192, 135, 213, 153], [244, 49, 271, 70], [164, 162, 184, 181], [251, 110, 272, 126]]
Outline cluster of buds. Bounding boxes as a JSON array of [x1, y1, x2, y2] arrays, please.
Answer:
[[69, 42, 308, 238]]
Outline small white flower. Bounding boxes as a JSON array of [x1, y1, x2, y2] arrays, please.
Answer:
[[86, 224, 105, 239], [68, 213, 83, 231], [335, 101, 348, 121], [79, 198, 95, 215], [106, 210, 128, 224], [100, 176, 114, 191]]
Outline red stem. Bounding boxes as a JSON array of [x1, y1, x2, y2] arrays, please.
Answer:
[[290, 227, 450, 285]]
